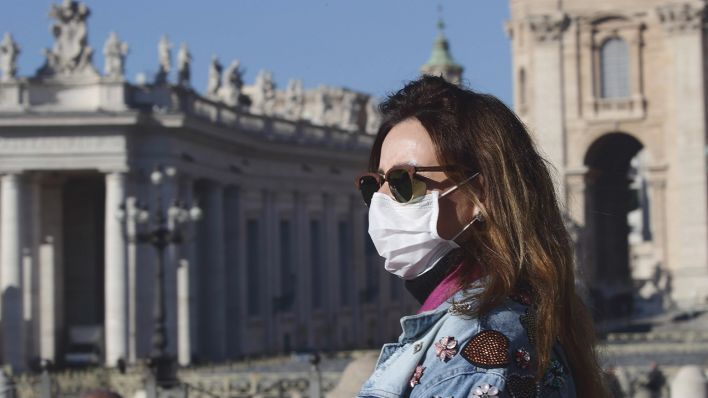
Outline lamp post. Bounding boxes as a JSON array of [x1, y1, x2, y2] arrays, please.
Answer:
[[118, 165, 202, 388]]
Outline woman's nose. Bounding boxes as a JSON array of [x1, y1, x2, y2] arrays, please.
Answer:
[[378, 181, 392, 197]]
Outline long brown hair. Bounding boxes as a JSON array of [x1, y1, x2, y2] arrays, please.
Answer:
[[369, 76, 608, 396]]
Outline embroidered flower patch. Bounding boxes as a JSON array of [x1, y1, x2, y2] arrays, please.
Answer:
[[471, 383, 499, 397], [434, 336, 458, 362], [409, 365, 425, 388]]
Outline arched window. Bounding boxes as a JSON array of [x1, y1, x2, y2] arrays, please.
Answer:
[[600, 38, 630, 98]]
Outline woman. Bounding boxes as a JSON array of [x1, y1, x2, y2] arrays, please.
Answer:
[[355, 76, 608, 397]]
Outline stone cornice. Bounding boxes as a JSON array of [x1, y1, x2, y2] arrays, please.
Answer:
[[527, 12, 570, 43], [0, 112, 140, 127], [657, 2, 706, 35]]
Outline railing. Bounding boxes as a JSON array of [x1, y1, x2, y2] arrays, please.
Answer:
[[8, 359, 341, 398], [171, 89, 374, 152]]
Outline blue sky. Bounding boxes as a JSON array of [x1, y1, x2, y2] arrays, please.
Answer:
[[1, 1, 512, 104]]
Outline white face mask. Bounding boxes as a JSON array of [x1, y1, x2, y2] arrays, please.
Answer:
[[367, 174, 480, 280]]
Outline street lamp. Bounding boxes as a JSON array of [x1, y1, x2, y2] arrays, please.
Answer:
[[118, 165, 202, 388]]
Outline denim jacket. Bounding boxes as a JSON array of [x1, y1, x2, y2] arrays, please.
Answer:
[[357, 285, 576, 398]]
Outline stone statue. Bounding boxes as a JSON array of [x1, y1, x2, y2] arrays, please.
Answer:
[[633, 363, 667, 398], [0, 33, 20, 81], [307, 86, 332, 126], [177, 42, 192, 87], [365, 97, 381, 134], [282, 79, 304, 120], [251, 69, 276, 115], [218, 59, 244, 106], [340, 90, 361, 131], [206, 55, 222, 97], [155, 35, 172, 84], [36, 0, 98, 78], [102, 32, 128, 80]]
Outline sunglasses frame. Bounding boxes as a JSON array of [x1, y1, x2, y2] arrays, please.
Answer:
[[354, 165, 456, 206]]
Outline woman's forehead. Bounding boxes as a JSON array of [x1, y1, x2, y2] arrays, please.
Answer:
[[379, 118, 438, 172]]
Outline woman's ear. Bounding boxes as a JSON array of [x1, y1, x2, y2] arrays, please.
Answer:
[[471, 201, 486, 223], [475, 173, 486, 201], [473, 209, 485, 223], [471, 173, 486, 222]]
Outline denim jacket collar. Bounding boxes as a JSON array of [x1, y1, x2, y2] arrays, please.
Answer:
[[359, 281, 486, 398], [398, 281, 485, 344]]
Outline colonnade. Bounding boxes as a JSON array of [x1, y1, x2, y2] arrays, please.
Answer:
[[0, 170, 409, 370]]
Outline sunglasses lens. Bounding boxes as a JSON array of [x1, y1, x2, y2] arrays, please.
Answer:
[[387, 169, 413, 203], [357, 175, 380, 206]]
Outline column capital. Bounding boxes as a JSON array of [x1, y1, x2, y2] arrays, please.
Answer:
[[104, 170, 126, 179], [646, 164, 669, 187], [527, 12, 570, 43], [1, 171, 23, 179], [657, 2, 706, 35], [99, 166, 129, 174]]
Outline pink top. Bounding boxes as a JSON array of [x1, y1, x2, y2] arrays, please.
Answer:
[[417, 262, 469, 314]]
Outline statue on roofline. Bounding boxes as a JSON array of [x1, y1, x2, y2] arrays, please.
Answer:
[[102, 32, 128, 80], [0, 33, 20, 81], [206, 55, 222, 97], [36, 0, 98, 78], [155, 35, 172, 84], [177, 43, 192, 87], [282, 79, 304, 120], [218, 59, 244, 106]]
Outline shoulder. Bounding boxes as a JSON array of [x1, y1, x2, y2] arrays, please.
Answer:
[[409, 297, 575, 398]]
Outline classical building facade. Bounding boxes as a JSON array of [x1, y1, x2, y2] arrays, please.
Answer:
[[507, 0, 708, 317], [0, 1, 420, 371]]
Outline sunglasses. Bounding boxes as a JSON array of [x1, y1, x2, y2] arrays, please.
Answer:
[[354, 165, 455, 207]]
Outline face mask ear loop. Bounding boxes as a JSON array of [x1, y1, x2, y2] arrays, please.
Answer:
[[451, 215, 479, 242], [440, 172, 480, 198]]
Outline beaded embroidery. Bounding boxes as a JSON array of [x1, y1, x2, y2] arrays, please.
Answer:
[[460, 330, 510, 368], [448, 301, 473, 316], [543, 359, 566, 389], [514, 347, 531, 369], [519, 308, 537, 344], [507, 374, 538, 398]]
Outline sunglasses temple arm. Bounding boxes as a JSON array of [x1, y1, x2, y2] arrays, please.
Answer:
[[440, 172, 480, 198]]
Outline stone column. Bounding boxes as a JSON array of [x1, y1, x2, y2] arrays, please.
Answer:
[[262, 190, 276, 353], [293, 191, 310, 349], [322, 193, 336, 349], [176, 258, 190, 366], [125, 196, 138, 364], [39, 177, 63, 364], [39, 237, 57, 362], [23, 174, 41, 362], [104, 172, 127, 366], [21, 249, 33, 360], [565, 168, 592, 302], [161, 177, 178, 358], [646, 167, 668, 269], [658, 3, 708, 306], [223, 185, 240, 357], [177, 175, 195, 366], [528, 12, 569, 198], [350, 195, 365, 347], [204, 181, 226, 360], [1, 173, 24, 370], [565, 168, 587, 270]]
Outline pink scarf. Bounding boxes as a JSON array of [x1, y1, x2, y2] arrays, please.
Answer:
[[417, 262, 472, 313]]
